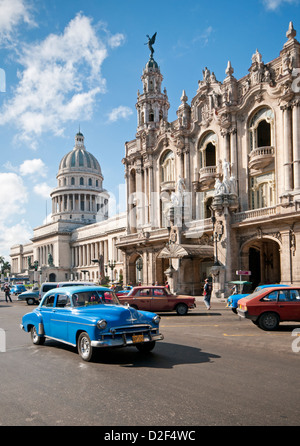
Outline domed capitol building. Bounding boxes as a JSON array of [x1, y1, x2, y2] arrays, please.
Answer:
[[10, 23, 300, 297]]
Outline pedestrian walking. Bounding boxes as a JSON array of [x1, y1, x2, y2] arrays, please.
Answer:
[[4, 283, 12, 303], [203, 278, 212, 310]]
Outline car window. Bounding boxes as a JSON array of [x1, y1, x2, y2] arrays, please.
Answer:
[[279, 289, 300, 302], [136, 288, 151, 297], [261, 291, 278, 302], [153, 288, 166, 296], [278, 290, 290, 302], [56, 294, 70, 308], [42, 284, 57, 293], [42, 295, 55, 307], [289, 290, 300, 301], [72, 290, 120, 307]]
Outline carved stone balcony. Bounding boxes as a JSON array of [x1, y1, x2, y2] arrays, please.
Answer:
[[248, 146, 275, 173], [199, 166, 217, 188], [160, 181, 175, 192]]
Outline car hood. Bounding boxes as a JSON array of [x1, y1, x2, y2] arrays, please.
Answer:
[[73, 304, 156, 326]]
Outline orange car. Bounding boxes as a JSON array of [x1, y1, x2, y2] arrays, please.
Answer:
[[237, 286, 300, 330], [118, 286, 196, 315]]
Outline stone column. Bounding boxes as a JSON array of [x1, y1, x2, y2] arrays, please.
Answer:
[[282, 105, 293, 192], [230, 128, 237, 178], [293, 100, 300, 191]]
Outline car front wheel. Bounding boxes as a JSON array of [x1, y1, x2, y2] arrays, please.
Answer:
[[27, 298, 35, 305], [77, 332, 94, 361], [258, 312, 280, 331], [176, 303, 188, 316]]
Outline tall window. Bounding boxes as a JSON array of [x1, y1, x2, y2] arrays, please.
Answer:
[[249, 107, 274, 151], [160, 150, 175, 183], [250, 173, 275, 209], [199, 132, 217, 168]]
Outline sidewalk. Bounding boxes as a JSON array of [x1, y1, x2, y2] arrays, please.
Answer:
[[195, 295, 227, 304]]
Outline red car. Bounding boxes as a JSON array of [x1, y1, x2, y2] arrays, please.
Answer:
[[237, 286, 300, 330], [118, 286, 196, 315]]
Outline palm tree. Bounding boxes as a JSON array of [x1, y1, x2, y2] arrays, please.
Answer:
[[0, 257, 10, 275]]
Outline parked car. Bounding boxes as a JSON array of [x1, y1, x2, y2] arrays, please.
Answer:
[[227, 283, 290, 313], [39, 281, 96, 300], [21, 286, 164, 361], [18, 290, 40, 305], [237, 286, 300, 331], [10, 284, 27, 295], [118, 286, 196, 315], [116, 286, 133, 297]]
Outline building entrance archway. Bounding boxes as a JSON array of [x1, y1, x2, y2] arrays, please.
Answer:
[[241, 238, 281, 289]]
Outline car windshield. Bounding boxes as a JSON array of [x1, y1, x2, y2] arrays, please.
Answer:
[[72, 290, 120, 307]]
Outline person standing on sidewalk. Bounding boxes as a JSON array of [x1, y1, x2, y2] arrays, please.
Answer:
[[203, 279, 212, 310], [4, 283, 12, 303]]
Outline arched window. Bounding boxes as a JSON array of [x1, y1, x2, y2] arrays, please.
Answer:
[[149, 109, 154, 122], [88, 178, 92, 186], [199, 132, 217, 168], [249, 107, 274, 151], [160, 150, 175, 183], [80, 177, 84, 186], [71, 177, 75, 185]]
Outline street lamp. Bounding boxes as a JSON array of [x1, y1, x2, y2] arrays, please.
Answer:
[[107, 260, 116, 284], [92, 254, 104, 284], [211, 213, 222, 266], [136, 257, 143, 284]]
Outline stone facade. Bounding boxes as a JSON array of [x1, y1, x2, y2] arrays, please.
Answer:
[[117, 22, 300, 297], [10, 23, 300, 298]]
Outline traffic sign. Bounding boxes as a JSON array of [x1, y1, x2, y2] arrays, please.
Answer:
[[236, 270, 251, 276]]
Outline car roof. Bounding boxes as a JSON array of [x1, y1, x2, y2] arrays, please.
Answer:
[[133, 286, 166, 289], [47, 285, 112, 294]]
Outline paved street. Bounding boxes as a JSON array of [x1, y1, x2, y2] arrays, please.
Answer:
[[0, 293, 299, 427]]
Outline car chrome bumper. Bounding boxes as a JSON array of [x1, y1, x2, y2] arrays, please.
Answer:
[[91, 333, 164, 348], [237, 309, 257, 321]]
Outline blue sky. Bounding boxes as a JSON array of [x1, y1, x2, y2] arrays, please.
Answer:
[[0, 0, 299, 260]]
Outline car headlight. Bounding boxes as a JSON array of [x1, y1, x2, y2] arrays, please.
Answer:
[[97, 319, 107, 330], [152, 315, 160, 324]]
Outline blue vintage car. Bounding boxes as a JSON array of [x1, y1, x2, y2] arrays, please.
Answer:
[[21, 286, 164, 361], [11, 284, 27, 295], [227, 283, 290, 313]]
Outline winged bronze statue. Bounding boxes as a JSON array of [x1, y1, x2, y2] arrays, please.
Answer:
[[145, 32, 157, 58]]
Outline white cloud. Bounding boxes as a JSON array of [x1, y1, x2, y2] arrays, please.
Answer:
[[0, 0, 36, 44], [0, 172, 28, 220], [263, 0, 298, 10], [33, 182, 52, 199], [19, 158, 47, 177], [0, 220, 32, 260], [0, 13, 124, 146], [108, 33, 126, 48], [0, 172, 32, 258], [108, 106, 133, 122]]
